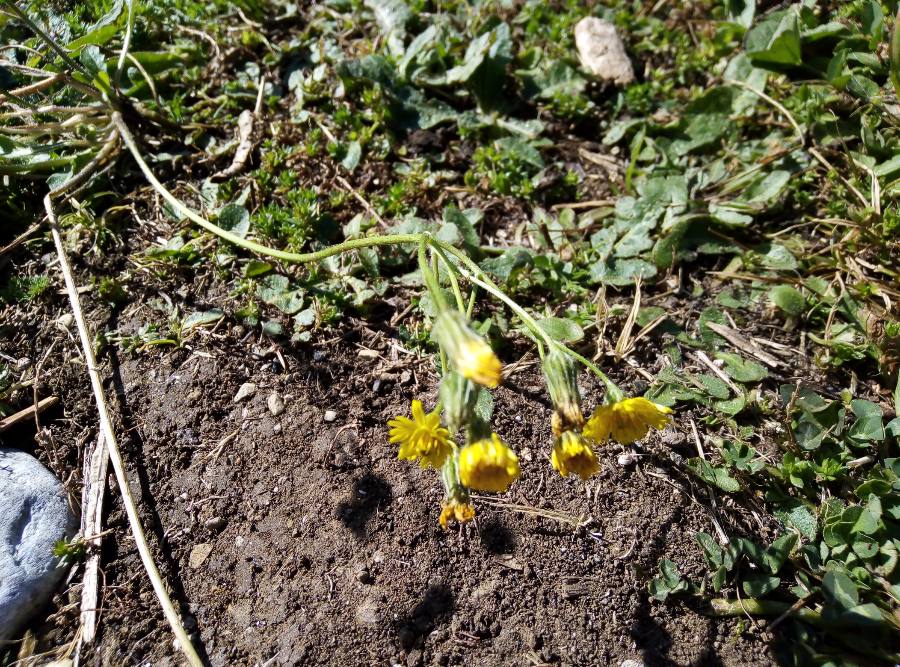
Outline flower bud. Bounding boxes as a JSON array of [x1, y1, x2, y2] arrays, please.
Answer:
[[439, 371, 478, 434], [542, 348, 584, 437], [432, 311, 502, 388]]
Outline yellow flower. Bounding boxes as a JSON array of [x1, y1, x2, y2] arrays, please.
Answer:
[[458, 434, 520, 492], [439, 499, 476, 529], [456, 339, 502, 388], [432, 311, 502, 388], [388, 400, 452, 468], [551, 431, 600, 480], [583, 397, 672, 444]]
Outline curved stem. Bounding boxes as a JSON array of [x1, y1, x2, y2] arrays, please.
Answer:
[[430, 243, 468, 313], [114, 112, 423, 263], [431, 240, 554, 348], [558, 346, 624, 402]]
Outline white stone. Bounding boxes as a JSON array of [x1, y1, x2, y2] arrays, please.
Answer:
[[323, 410, 338, 423], [267, 393, 285, 416], [233, 382, 256, 403], [575, 17, 635, 85], [0, 448, 78, 641]]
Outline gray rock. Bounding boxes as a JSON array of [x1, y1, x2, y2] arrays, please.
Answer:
[[323, 410, 338, 423], [574, 17, 635, 85], [0, 448, 78, 641]]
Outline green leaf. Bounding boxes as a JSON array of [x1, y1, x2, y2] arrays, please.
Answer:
[[364, 0, 411, 37], [536, 317, 584, 343], [774, 501, 818, 541], [852, 495, 883, 535], [480, 248, 532, 281], [769, 285, 805, 316], [755, 243, 798, 271], [217, 204, 250, 239], [649, 559, 688, 601], [742, 574, 780, 597], [474, 387, 494, 423], [727, 0, 755, 28], [822, 569, 859, 610], [696, 531, 724, 568], [764, 533, 798, 574], [849, 399, 884, 441], [699, 373, 731, 400], [243, 260, 272, 278], [687, 458, 741, 493], [341, 141, 362, 171], [745, 9, 802, 67], [182, 309, 224, 331], [717, 352, 768, 383]]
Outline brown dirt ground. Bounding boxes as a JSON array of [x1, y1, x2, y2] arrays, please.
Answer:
[[0, 239, 798, 666]]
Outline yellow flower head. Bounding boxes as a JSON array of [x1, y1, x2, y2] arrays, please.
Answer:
[[583, 397, 672, 445], [458, 434, 520, 492], [551, 431, 600, 480], [432, 311, 502, 388], [438, 499, 476, 529], [388, 399, 452, 468], [456, 339, 503, 388]]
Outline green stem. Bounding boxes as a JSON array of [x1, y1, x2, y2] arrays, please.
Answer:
[[557, 346, 624, 402], [431, 243, 468, 313], [418, 237, 448, 312], [709, 597, 818, 621], [431, 240, 554, 348], [115, 112, 423, 263]]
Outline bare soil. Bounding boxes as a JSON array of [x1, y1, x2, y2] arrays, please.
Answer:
[[0, 239, 793, 666]]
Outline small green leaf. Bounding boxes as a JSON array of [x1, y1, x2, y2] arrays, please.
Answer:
[[218, 204, 251, 239], [341, 141, 362, 171], [717, 352, 768, 383], [536, 317, 584, 343], [849, 399, 884, 441], [769, 285, 805, 316], [764, 533, 798, 574], [822, 569, 859, 610], [745, 8, 802, 67], [742, 574, 780, 597], [696, 531, 724, 568], [687, 459, 741, 493], [649, 559, 688, 601]]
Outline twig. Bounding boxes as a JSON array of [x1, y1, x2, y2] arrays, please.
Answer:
[[704, 322, 783, 368], [45, 195, 203, 667], [690, 418, 729, 545], [0, 223, 43, 258], [76, 431, 108, 649], [0, 395, 58, 432], [693, 350, 742, 396]]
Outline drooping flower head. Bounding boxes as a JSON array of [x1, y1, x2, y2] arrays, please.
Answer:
[[551, 430, 600, 480], [583, 397, 672, 445], [458, 433, 520, 492], [432, 311, 502, 388], [388, 399, 453, 468], [439, 499, 476, 529]]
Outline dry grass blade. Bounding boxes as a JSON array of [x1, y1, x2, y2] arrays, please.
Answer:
[[45, 195, 204, 667], [470, 495, 586, 527]]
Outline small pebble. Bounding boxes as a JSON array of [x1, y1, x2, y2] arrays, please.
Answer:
[[618, 452, 640, 467], [273, 423, 282, 434], [188, 543, 214, 569], [204, 516, 226, 531], [233, 382, 256, 403], [267, 392, 285, 416], [324, 410, 338, 423]]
